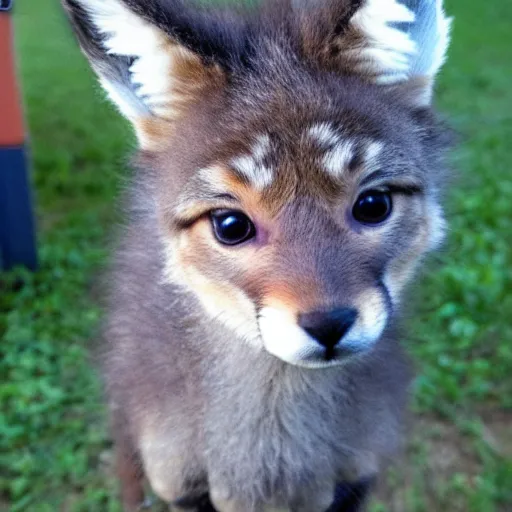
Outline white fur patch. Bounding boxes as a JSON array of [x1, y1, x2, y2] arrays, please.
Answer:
[[321, 138, 383, 178], [231, 135, 274, 190], [307, 123, 339, 147], [252, 133, 272, 161], [98, 76, 143, 120], [364, 140, 384, 170], [77, 0, 180, 119], [350, 0, 416, 83], [259, 307, 343, 368], [348, 0, 452, 97], [321, 141, 355, 178], [139, 428, 177, 502]]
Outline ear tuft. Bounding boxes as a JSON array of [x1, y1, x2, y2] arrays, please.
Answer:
[[347, 0, 418, 83], [345, 0, 452, 88], [352, 0, 452, 104], [63, 0, 228, 147], [88, 0, 175, 118], [300, 0, 452, 105]]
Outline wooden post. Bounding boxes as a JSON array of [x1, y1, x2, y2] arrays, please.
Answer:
[[0, 1, 37, 270]]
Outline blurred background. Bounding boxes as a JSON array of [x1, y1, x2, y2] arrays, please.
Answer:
[[1, 0, 511, 510]]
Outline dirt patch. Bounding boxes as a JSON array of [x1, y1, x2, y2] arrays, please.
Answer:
[[374, 410, 512, 511], [480, 408, 512, 458]]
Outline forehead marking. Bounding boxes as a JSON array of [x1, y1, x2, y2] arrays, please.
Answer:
[[321, 139, 385, 179], [307, 123, 340, 147], [364, 141, 384, 170], [231, 134, 274, 190], [321, 140, 356, 178]]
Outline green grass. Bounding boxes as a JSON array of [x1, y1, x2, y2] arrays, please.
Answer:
[[1, 0, 511, 510]]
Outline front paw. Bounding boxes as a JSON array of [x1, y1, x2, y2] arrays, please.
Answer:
[[171, 492, 217, 511], [325, 477, 376, 512]]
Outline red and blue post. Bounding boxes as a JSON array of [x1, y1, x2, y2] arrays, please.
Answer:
[[0, 0, 37, 270]]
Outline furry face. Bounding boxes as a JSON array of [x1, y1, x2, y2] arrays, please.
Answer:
[[160, 111, 446, 368], [64, 0, 451, 369]]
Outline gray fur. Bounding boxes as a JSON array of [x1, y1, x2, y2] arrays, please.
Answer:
[[104, 210, 410, 510], [61, 0, 453, 510]]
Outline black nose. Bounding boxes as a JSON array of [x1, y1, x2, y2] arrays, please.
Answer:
[[298, 308, 358, 351]]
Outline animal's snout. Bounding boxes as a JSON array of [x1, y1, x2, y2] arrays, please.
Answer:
[[298, 308, 358, 353]]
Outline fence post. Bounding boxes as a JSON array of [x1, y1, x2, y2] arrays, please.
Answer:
[[0, 1, 37, 270]]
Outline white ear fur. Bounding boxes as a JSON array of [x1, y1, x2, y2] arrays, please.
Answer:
[[77, 0, 176, 120], [349, 0, 452, 104], [348, 0, 417, 83]]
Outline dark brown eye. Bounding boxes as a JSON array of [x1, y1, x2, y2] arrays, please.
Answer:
[[352, 190, 392, 224], [211, 210, 256, 245]]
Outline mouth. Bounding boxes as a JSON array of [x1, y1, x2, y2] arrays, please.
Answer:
[[326, 346, 362, 362], [307, 344, 366, 364], [276, 343, 368, 369]]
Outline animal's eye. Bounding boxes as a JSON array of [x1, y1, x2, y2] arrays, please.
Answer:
[[211, 210, 256, 245], [352, 190, 392, 224]]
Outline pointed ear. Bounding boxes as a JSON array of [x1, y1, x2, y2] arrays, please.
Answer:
[[62, 0, 236, 147], [299, 0, 452, 107]]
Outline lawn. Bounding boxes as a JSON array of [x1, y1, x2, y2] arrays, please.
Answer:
[[1, 0, 511, 510]]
